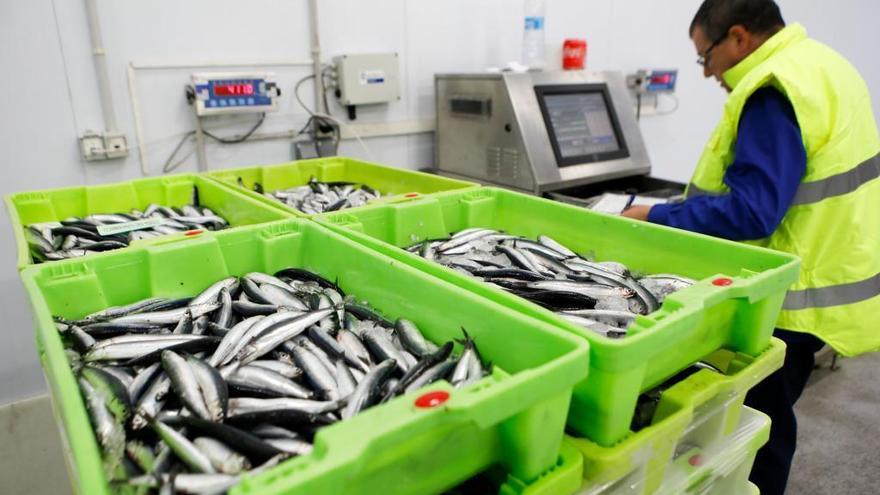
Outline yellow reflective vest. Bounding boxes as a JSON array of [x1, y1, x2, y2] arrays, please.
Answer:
[[686, 23, 880, 356]]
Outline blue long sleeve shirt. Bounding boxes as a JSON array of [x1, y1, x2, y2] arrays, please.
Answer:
[[647, 87, 807, 241]]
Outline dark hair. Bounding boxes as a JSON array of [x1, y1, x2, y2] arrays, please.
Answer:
[[690, 0, 785, 40]]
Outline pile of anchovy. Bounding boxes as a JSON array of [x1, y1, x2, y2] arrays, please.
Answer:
[[407, 229, 695, 339], [26, 203, 228, 263], [241, 177, 383, 214], [57, 269, 488, 493]]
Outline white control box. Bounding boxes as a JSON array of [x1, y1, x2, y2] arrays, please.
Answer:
[[332, 53, 401, 106]]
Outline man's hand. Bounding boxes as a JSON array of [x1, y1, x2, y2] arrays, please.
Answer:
[[621, 205, 652, 221]]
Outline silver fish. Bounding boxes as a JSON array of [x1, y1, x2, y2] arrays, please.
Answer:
[[210, 316, 264, 367], [79, 377, 125, 475], [162, 351, 212, 421], [404, 360, 457, 393], [187, 355, 228, 422], [334, 359, 358, 399], [226, 397, 342, 418], [227, 365, 313, 399], [362, 326, 410, 373], [108, 303, 220, 326], [247, 360, 303, 380], [336, 329, 372, 373], [394, 319, 437, 358], [538, 235, 578, 258], [342, 359, 397, 419], [237, 308, 335, 365], [150, 420, 216, 473], [262, 437, 314, 456], [291, 343, 339, 401], [190, 277, 239, 307], [193, 437, 251, 475]]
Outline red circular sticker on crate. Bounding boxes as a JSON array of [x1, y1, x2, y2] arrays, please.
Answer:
[[712, 277, 733, 286], [414, 391, 450, 409]]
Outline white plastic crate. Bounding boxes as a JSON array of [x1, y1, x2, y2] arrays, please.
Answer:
[[657, 407, 769, 494]]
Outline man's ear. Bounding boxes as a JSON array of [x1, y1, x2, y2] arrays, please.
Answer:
[[729, 25, 751, 52]]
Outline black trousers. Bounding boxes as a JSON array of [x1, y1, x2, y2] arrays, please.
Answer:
[[744, 329, 825, 495]]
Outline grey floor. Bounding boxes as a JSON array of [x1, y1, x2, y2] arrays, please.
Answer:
[[787, 352, 880, 495], [0, 395, 72, 495], [1, 353, 876, 495]]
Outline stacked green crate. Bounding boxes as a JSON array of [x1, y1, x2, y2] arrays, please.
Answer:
[[572, 339, 782, 494]]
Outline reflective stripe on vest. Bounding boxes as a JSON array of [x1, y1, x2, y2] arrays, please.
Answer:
[[791, 152, 880, 206], [784, 271, 880, 310], [688, 152, 880, 204]]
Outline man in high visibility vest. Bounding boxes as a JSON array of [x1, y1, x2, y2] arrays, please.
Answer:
[[623, 0, 880, 493]]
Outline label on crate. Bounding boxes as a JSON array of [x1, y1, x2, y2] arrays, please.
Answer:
[[97, 218, 164, 236]]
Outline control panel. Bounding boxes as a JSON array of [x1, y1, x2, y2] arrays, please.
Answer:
[[627, 69, 678, 94], [191, 72, 280, 116]]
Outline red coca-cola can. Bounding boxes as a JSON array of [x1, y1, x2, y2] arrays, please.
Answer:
[[563, 39, 587, 70]]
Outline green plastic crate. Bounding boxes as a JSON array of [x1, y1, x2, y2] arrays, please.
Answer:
[[19, 219, 589, 495], [204, 156, 479, 217], [316, 187, 800, 447], [573, 338, 783, 495], [446, 439, 583, 495], [498, 440, 583, 495], [5, 173, 292, 270]]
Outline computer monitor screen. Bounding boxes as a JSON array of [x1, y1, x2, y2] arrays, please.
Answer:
[[535, 84, 630, 167]]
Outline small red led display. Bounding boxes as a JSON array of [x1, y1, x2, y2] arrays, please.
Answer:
[[214, 84, 254, 96]]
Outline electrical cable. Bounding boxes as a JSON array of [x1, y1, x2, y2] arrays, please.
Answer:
[[321, 65, 334, 116], [636, 93, 642, 122], [656, 93, 681, 116], [311, 112, 372, 160], [161, 113, 265, 173], [294, 67, 371, 157], [202, 112, 266, 144], [294, 74, 317, 116], [162, 131, 196, 173], [293, 71, 345, 158]]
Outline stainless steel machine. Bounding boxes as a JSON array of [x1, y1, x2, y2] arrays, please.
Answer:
[[433, 71, 684, 207]]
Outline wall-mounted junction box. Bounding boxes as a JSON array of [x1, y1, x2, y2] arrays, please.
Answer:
[[332, 53, 401, 106]]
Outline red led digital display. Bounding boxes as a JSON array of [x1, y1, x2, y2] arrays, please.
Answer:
[[651, 74, 672, 84], [214, 83, 254, 96]]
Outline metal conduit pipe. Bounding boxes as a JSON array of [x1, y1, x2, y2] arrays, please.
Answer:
[[84, 0, 119, 132]]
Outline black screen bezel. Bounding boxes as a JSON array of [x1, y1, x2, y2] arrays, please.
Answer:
[[535, 84, 630, 167]]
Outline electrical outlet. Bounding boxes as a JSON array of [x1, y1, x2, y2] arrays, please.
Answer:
[[79, 131, 106, 161], [79, 130, 129, 161], [103, 132, 129, 159]]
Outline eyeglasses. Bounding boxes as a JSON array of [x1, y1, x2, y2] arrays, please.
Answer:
[[697, 32, 730, 67]]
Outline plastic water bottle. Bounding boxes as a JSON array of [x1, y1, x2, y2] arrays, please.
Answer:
[[522, 0, 546, 70]]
